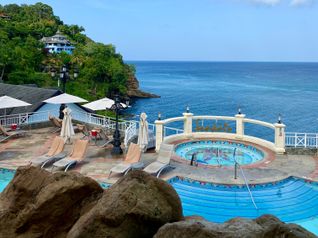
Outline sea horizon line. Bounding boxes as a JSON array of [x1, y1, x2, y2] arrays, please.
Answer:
[[125, 60, 318, 64]]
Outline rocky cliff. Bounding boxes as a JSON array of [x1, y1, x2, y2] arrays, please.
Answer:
[[126, 76, 160, 98]]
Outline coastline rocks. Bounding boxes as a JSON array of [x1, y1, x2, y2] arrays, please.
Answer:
[[127, 76, 160, 98], [0, 166, 103, 238], [67, 170, 183, 238], [154, 215, 316, 238]]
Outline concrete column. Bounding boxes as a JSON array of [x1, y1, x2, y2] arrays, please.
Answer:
[[155, 120, 165, 152], [274, 123, 286, 154], [235, 113, 245, 138], [183, 112, 193, 134]]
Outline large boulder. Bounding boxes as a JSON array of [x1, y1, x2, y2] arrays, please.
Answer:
[[0, 166, 103, 238], [67, 170, 183, 238], [154, 215, 316, 238], [255, 215, 316, 238], [1, 167, 315, 238]]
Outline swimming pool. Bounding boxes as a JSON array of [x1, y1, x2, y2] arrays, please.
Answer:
[[169, 176, 318, 235], [0, 168, 15, 192], [0, 168, 111, 192], [175, 140, 265, 166], [2, 169, 317, 235]]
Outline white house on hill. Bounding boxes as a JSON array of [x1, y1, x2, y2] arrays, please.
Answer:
[[41, 31, 75, 54]]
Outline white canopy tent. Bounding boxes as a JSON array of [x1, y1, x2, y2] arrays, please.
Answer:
[[43, 93, 88, 104], [82, 97, 127, 111]]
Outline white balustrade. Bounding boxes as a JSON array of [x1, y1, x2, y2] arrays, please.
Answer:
[[2, 110, 318, 150], [155, 112, 286, 154]]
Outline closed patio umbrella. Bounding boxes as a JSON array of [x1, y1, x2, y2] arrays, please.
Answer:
[[137, 112, 149, 152], [60, 107, 75, 143], [82, 97, 127, 111]]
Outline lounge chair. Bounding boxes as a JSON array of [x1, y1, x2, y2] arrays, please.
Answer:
[[0, 125, 27, 143], [52, 139, 89, 172], [97, 128, 113, 147], [76, 124, 90, 139], [30, 136, 66, 168], [49, 116, 62, 133], [143, 143, 174, 178], [108, 143, 142, 178]]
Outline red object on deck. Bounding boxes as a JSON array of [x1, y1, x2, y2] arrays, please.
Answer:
[[91, 130, 97, 137], [11, 124, 17, 130]]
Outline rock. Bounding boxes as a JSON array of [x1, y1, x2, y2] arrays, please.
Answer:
[[67, 170, 183, 238], [255, 214, 316, 238], [1, 167, 315, 238], [154, 217, 264, 238], [154, 215, 316, 238], [0, 166, 103, 238], [127, 76, 160, 98]]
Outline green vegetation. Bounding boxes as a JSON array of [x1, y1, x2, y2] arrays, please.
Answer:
[[0, 3, 135, 100]]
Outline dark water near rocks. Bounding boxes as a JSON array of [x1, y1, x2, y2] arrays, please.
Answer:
[[126, 61, 318, 139]]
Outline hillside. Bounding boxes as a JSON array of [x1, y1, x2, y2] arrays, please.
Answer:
[[0, 3, 157, 100]]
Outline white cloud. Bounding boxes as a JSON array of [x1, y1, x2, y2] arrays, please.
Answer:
[[290, 0, 313, 6]]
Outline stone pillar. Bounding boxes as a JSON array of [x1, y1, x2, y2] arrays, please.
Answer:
[[274, 123, 286, 154], [183, 112, 193, 134], [155, 120, 165, 152], [235, 113, 245, 138]]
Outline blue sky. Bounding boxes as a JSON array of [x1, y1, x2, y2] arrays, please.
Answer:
[[1, 0, 318, 62]]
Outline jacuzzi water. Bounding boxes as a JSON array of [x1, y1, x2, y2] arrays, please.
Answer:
[[175, 140, 265, 166], [169, 176, 318, 235]]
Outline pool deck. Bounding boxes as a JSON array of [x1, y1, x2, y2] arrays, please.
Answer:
[[1, 126, 318, 185]]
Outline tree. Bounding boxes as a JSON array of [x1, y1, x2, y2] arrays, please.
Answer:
[[0, 3, 136, 100]]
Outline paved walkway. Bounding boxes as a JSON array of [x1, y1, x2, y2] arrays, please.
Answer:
[[1, 126, 318, 185]]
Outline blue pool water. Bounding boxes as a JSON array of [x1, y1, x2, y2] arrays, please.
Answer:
[[126, 61, 318, 140], [2, 169, 318, 234], [0, 168, 15, 192], [0, 168, 111, 192], [169, 176, 318, 235], [175, 140, 264, 166]]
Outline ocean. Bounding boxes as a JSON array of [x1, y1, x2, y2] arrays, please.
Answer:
[[126, 61, 318, 140]]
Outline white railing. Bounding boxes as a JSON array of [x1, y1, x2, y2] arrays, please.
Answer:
[[0, 110, 162, 149], [155, 113, 286, 154], [124, 122, 138, 147], [4, 110, 318, 150], [285, 132, 318, 148], [164, 126, 184, 137], [0, 111, 55, 126], [124, 121, 157, 148], [0, 110, 135, 133]]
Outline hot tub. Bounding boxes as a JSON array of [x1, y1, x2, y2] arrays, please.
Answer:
[[175, 140, 265, 166]]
